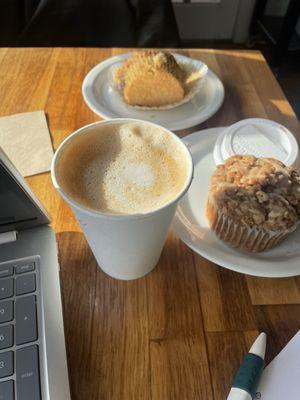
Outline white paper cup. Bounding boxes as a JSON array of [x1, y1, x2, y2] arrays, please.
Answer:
[[51, 119, 193, 280]]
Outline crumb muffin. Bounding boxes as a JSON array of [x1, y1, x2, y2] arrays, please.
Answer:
[[206, 155, 300, 252], [113, 50, 185, 107]]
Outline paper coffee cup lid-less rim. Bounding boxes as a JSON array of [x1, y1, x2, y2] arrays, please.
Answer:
[[213, 118, 299, 167]]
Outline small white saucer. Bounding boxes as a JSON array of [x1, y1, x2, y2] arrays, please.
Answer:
[[82, 52, 225, 131], [172, 127, 300, 277]]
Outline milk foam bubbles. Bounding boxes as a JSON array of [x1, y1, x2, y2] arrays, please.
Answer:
[[123, 163, 155, 188], [55, 121, 189, 214]]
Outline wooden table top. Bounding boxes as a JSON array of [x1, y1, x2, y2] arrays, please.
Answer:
[[0, 48, 300, 400]]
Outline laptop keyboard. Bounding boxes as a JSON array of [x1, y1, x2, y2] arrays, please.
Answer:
[[0, 259, 42, 400]]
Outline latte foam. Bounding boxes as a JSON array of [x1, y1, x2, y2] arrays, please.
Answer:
[[55, 122, 189, 214]]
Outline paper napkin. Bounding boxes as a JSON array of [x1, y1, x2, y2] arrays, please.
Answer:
[[0, 111, 54, 177]]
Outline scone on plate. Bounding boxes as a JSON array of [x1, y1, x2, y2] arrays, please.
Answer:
[[113, 50, 185, 107], [206, 155, 300, 252]]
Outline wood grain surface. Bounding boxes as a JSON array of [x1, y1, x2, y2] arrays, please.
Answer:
[[0, 48, 299, 400]]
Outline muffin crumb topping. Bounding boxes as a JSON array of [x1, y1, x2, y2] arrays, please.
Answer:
[[209, 155, 300, 232]]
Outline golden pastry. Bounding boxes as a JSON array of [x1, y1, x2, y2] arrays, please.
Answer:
[[114, 50, 185, 107], [206, 155, 300, 252]]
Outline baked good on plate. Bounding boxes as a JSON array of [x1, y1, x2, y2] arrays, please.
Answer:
[[206, 155, 300, 252], [114, 50, 184, 107], [113, 50, 206, 109]]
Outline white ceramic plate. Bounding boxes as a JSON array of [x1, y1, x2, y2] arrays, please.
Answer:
[[172, 127, 300, 277], [82, 52, 225, 131]]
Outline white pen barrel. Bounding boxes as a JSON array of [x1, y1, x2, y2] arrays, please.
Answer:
[[227, 387, 252, 400]]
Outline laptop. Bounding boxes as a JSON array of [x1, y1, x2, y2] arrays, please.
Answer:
[[0, 148, 70, 400]]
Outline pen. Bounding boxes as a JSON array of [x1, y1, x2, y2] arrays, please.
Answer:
[[227, 332, 267, 400]]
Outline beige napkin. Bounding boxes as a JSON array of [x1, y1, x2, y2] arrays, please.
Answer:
[[0, 111, 54, 177]]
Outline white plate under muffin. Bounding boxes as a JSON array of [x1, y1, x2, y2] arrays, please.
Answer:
[[82, 52, 225, 131], [172, 127, 300, 277]]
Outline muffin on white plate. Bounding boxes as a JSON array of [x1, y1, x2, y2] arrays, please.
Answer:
[[206, 155, 300, 252], [113, 50, 207, 110]]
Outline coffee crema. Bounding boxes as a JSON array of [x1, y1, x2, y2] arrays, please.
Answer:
[[55, 122, 189, 214]]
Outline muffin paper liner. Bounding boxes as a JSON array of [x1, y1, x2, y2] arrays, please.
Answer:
[[206, 198, 294, 252]]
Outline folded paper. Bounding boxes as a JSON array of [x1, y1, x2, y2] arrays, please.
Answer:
[[255, 330, 300, 399], [0, 111, 54, 177]]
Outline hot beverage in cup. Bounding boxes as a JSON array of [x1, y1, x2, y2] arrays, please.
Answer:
[[54, 122, 189, 214], [52, 119, 193, 279]]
